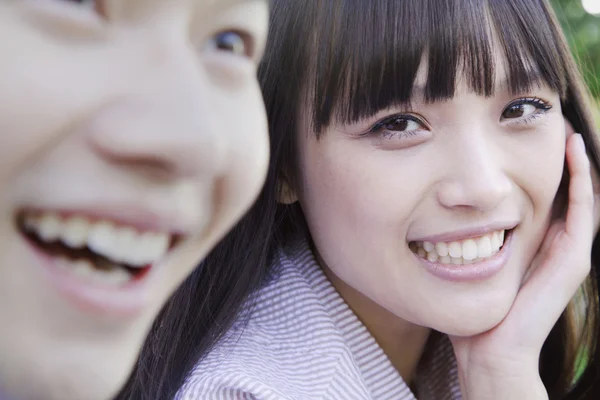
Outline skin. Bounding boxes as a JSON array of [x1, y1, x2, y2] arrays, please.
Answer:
[[0, 1, 268, 399], [451, 134, 594, 399], [285, 51, 597, 396]]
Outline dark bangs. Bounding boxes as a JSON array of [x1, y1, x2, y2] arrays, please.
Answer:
[[293, 0, 570, 134]]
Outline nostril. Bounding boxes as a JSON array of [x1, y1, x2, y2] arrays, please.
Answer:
[[106, 155, 179, 181], [85, 98, 226, 180]]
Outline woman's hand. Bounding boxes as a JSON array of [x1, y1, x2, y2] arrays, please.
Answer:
[[564, 120, 600, 235], [449, 133, 595, 400]]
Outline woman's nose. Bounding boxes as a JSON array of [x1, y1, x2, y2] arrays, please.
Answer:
[[437, 135, 512, 212], [86, 40, 227, 182]]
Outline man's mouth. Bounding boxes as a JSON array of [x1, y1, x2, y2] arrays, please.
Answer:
[[17, 210, 174, 287], [409, 229, 510, 265]]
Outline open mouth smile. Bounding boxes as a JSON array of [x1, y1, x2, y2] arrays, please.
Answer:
[[15, 208, 183, 316], [18, 210, 175, 287], [409, 227, 516, 282], [410, 229, 509, 265]]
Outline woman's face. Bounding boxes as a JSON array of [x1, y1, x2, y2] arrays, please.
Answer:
[[0, 1, 268, 399], [295, 55, 566, 337]]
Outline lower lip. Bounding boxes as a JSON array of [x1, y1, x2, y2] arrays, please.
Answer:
[[414, 231, 513, 282], [22, 235, 155, 318]]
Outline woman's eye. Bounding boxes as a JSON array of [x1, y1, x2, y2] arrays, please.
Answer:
[[209, 31, 252, 58], [378, 117, 423, 133], [371, 115, 424, 136], [361, 114, 430, 148], [502, 104, 536, 119], [501, 97, 553, 123]]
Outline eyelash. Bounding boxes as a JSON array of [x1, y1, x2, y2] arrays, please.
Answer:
[[366, 114, 426, 140], [365, 97, 554, 140], [501, 97, 553, 125]]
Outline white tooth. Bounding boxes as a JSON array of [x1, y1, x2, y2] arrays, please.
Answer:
[[61, 217, 90, 249], [490, 232, 501, 251], [427, 252, 438, 262], [462, 239, 478, 260], [477, 235, 492, 258], [147, 233, 170, 260], [451, 257, 463, 265], [114, 227, 138, 264], [87, 221, 118, 260], [499, 230, 505, 244], [71, 259, 95, 279], [129, 232, 169, 267], [440, 255, 451, 264], [435, 242, 449, 257], [417, 247, 426, 258], [95, 268, 130, 286], [423, 241, 434, 252], [37, 213, 62, 242], [448, 242, 462, 258], [134, 233, 157, 265]]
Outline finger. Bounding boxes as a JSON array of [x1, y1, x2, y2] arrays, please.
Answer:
[[563, 119, 600, 234], [564, 134, 594, 240], [564, 117, 599, 199], [564, 117, 575, 138], [553, 118, 574, 219], [501, 134, 593, 348]]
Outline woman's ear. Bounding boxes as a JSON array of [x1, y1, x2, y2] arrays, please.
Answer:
[[278, 178, 298, 205]]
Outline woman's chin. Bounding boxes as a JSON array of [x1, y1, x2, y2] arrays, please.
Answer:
[[439, 319, 503, 338], [427, 300, 515, 338]]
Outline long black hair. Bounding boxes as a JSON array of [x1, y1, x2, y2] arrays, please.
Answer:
[[117, 1, 600, 398]]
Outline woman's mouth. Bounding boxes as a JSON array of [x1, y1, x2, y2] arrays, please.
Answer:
[[410, 229, 508, 265], [16, 210, 174, 288]]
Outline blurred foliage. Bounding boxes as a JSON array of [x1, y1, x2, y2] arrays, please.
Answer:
[[551, 0, 600, 99], [551, 0, 600, 126]]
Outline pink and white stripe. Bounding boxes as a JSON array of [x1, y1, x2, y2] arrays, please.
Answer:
[[177, 238, 461, 399]]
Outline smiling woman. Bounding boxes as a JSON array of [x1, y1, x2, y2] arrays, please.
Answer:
[[0, 1, 269, 400], [132, 0, 600, 399]]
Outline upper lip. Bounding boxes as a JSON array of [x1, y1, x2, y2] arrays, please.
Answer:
[[19, 204, 195, 235], [409, 221, 518, 243]]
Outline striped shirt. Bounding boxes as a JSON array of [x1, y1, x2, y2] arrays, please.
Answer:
[[177, 238, 462, 399]]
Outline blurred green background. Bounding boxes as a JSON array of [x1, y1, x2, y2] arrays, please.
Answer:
[[551, 0, 600, 124]]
